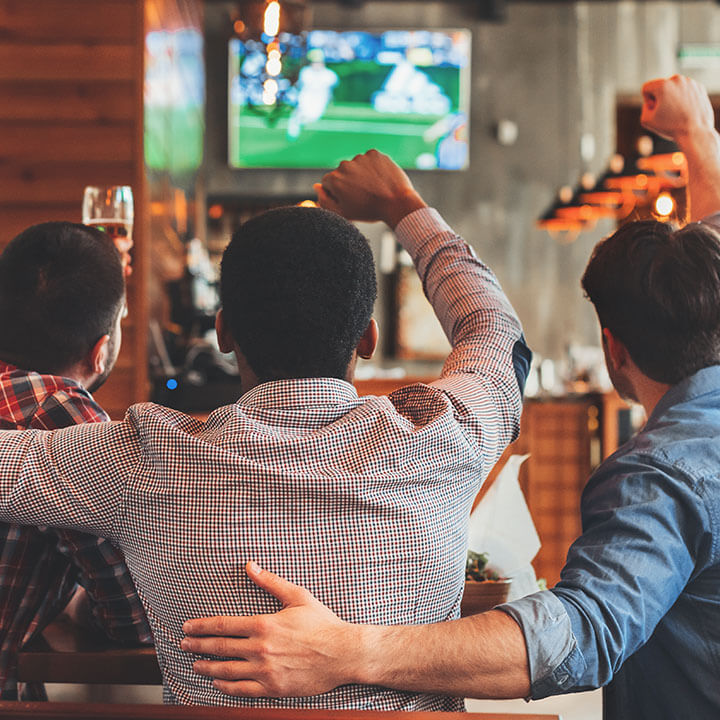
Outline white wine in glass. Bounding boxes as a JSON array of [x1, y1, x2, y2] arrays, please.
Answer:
[[82, 185, 134, 276]]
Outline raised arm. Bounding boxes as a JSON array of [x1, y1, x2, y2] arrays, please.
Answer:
[[318, 150, 530, 465], [641, 74, 720, 222]]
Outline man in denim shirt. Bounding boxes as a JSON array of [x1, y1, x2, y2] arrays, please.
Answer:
[[182, 75, 720, 720]]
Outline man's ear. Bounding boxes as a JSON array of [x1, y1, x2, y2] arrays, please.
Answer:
[[215, 309, 234, 354], [602, 328, 629, 370], [88, 334, 110, 376], [357, 318, 379, 360]]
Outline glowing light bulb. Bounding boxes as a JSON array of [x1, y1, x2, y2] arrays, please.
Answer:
[[264, 1, 280, 37], [263, 77, 278, 105], [655, 192, 675, 217], [266, 55, 282, 76]]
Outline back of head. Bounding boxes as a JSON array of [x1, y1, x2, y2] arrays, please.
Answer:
[[582, 220, 720, 384], [220, 206, 377, 382], [0, 222, 125, 375]]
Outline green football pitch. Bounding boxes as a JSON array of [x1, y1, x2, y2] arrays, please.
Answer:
[[229, 102, 445, 169]]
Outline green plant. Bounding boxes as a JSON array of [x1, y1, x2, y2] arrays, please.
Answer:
[[465, 549, 501, 581]]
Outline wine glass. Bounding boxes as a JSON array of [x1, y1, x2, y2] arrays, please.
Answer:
[[82, 185, 134, 276]]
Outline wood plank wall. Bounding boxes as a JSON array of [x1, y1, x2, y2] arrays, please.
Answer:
[[0, 0, 149, 417]]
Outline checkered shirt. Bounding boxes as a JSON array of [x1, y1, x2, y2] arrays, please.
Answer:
[[0, 362, 151, 700], [0, 209, 525, 710]]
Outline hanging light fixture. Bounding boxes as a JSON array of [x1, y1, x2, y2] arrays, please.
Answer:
[[580, 169, 635, 220], [232, 0, 309, 40], [536, 186, 594, 243], [231, 1, 310, 109]]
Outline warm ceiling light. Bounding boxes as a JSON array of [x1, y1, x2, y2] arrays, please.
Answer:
[[264, 1, 281, 37], [654, 192, 675, 218]]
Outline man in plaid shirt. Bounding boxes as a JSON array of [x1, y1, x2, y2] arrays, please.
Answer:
[[0, 222, 151, 700], [0, 152, 529, 709]]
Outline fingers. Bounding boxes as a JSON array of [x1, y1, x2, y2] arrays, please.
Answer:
[[314, 183, 342, 214], [193, 659, 253, 680], [245, 561, 312, 608], [193, 661, 278, 699], [181, 635, 251, 656], [183, 614, 254, 638], [212, 680, 269, 698]]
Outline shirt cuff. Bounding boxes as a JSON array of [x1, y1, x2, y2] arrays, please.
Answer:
[[497, 590, 586, 699], [394, 207, 453, 256]]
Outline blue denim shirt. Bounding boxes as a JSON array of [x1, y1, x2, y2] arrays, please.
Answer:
[[500, 365, 720, 720]]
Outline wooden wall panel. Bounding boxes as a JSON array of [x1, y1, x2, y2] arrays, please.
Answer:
[[0, 0, 148, 418], [0, 81, 136, 122], [0, 0, 137, 43], [0, 124, 134, 162], [0, 45, 136, 81], [0, 162, 135, 204], [0, 205, 82, 243]]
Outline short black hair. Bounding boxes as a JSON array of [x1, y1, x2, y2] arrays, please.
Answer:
[[0, 222, 125, 375], [582, 219, 720, 384], [220, 206, 377, 381]]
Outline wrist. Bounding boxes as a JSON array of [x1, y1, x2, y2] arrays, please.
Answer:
[[384, 190, 428, 230], [348, 623, 387, 686], [675, 125, 720, 154]]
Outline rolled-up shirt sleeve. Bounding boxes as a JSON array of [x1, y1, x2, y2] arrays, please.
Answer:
[[497, 451, 708, 699]]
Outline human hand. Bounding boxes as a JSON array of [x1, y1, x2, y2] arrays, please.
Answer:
[[61, 586, 93, 628], [181, 561, 358, 697], [641, 74, 715, 142], [114, 236, 133, 278], [315, 149, 427, 228]]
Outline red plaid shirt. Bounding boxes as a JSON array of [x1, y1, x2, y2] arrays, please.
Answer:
[[0, 209, 525, 709], [0, 362, 151, 700]]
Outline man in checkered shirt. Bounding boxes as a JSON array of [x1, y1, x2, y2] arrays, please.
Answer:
[[0, 151, 530, 709], [0, 222, 151, 700]]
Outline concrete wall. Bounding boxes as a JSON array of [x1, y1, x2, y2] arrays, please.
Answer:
[[204, 1, 720, 368]]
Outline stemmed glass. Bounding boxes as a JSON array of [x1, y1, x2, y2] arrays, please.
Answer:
[[82, 185, 134, 276]]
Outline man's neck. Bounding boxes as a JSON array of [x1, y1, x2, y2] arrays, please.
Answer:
[[633, 375, 672, 418]]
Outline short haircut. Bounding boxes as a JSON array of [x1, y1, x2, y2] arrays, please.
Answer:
[[220, 206, 377, 381], [582, 219, 720, 384], [0, 222, 125, 375]]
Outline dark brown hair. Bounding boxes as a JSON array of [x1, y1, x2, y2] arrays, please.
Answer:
[[0, 222, 124, 375], [582, 220, 720, 384]]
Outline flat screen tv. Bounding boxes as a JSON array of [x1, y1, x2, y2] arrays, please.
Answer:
[[228, 29, 471, 170]]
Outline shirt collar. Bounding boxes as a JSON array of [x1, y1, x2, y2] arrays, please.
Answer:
[[237, 377, 360, 410], [0, 360, 88, 394], [0, 360, 18, 375], [647, 364, 720, 425]]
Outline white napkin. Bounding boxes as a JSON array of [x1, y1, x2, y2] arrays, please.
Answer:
[[467, 454, 541, 601]]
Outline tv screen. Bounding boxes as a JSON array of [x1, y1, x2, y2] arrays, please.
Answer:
[[228, 29, 471, 170]]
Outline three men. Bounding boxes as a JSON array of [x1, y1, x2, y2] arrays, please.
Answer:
[[0, 222, 150, 699], [181, 75, 720, 720]]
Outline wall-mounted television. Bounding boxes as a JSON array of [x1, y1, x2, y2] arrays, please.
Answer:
[[228, 29, 471, 170]]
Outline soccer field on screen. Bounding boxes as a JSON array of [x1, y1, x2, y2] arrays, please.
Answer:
[[229, 102, 448, 169]]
